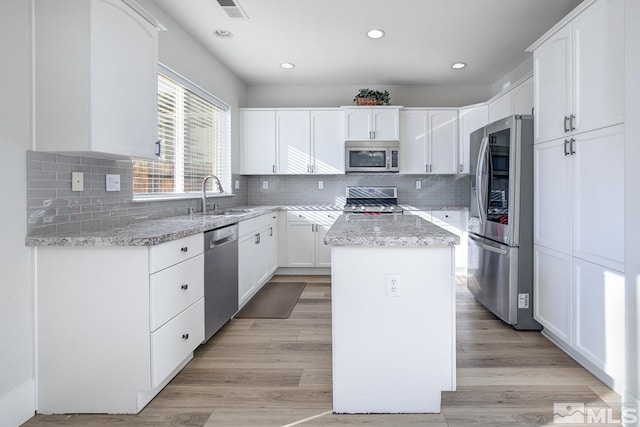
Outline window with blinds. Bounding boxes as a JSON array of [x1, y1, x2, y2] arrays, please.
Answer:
[[134, 66, 230, 197]]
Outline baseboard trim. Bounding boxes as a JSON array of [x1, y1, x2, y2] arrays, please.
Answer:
[[275, 267, 331, 276], [541, 330, 623, 395], [0, 379, 36, 427]]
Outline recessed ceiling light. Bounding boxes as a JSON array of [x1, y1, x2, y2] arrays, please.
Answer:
[[451, 62, 467, 69], [280, 62, 295, 69], [214, 29, 233, 38], [367, 29, 385, 39]]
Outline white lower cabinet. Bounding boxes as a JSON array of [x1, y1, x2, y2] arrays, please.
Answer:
[[284, 211, 339, 268], [36, 234, 204, 414], [410, 210, 467, 273], [238, 212, 278, 307]]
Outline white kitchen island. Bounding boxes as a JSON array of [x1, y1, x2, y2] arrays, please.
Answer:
[[324, 214, 459, 414]]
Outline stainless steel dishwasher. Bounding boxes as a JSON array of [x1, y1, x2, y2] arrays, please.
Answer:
[[203, 223, 239, 342]]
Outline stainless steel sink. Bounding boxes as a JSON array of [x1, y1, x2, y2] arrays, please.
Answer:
[[224, 208, 255, 214]]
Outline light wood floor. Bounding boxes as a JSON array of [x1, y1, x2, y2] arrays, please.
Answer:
[[23, 275, 621, 426]]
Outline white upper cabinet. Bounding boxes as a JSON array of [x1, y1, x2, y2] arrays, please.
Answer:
[[488, 93, 512, 123], [241, 109, 344, 175], [488, 76, 534, 123], [428, 111, 459, 174], [310, 110, 345, 174], [241, 110, 277, 174], [277, 110, 311, 174], [34, 0, 159, 159], [400, 110, 458, 174], [458, 104, 489, 174], [533, 0, 623, 144], [344, 107, 400, 141]]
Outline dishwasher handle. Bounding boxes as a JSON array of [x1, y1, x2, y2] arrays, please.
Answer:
[[205, 224, 238, 249]]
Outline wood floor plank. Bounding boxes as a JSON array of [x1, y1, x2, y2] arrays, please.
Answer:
[[23, 275, 621, 427]]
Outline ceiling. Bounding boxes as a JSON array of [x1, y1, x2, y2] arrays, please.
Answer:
[[152, 0, 582, 87]]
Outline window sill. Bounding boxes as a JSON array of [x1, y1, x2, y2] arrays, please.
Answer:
[[133, 192, 234, 203]]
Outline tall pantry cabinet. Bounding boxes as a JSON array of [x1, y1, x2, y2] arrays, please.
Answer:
[[529, 0, 625, 392]]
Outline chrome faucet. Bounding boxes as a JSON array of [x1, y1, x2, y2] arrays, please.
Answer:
[[201, 175, 224, 213]]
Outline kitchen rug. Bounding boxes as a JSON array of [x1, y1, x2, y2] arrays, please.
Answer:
[[235, 282, 306, 319]]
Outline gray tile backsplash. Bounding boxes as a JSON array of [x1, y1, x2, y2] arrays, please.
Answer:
[[247, 174, 470, 208], [27, 151, 469, 235], [26, 151, 248, 235]]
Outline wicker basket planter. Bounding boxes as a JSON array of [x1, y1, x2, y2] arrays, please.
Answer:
[[355, 97, 381, 106]]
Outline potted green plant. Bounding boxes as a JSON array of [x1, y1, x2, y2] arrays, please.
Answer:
[[353, 88, 391, 105]]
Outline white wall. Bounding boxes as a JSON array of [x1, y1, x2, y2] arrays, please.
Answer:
[[624, 0, 640, 422], [247, 84, 491, 108], [0, 0, 36, 426], [134, 0, 248, 174]]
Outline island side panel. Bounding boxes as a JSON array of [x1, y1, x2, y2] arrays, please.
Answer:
[[330, 245, 456, 414]]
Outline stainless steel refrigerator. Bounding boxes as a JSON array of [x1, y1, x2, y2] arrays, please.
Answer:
[[467, 115, 541, 330]]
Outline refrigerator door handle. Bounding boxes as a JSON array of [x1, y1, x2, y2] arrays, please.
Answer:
[[475, 135, 489, 230], [469, 234, 508, 255]]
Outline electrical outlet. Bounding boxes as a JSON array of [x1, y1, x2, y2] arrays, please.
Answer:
[[386, 274, 401, 297], [415, 180, 422, 190], [262, 180, 269, 190], [234, 180, 240, 190], [318, 180, 324, 190], [71, 172, 83, 192]]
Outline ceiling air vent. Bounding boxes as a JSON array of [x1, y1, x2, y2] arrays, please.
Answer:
[[216, 0, 248, 19]]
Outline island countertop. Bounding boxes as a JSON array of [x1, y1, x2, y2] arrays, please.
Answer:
[[324, 214, 460, 247]]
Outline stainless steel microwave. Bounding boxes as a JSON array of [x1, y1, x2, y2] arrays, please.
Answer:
[[345, 140, 399, 172]]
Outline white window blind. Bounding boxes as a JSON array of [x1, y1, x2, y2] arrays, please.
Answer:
[[134, 66, 231, 197]]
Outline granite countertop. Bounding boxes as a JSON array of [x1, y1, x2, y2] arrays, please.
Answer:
[[324, 214, 460, 247], [25, 206, 280, 247]]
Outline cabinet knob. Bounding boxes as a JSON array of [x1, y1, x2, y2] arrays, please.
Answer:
[[181, 284, 189, 290], [182, 333, 189, 340], [180, 246, 188, 253]]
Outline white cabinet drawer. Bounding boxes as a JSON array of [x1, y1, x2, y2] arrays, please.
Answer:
[[151, 298, 204, 388], [149, 233, 203, 273], [150, 254, 204, 331], [239, 212, 278, 237], [431, 210, 462, 223]]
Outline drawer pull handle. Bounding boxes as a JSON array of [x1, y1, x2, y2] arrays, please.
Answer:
[[182, 333, 189, 340], [180, 246, 188, 253], [181, 284, 189, 290]]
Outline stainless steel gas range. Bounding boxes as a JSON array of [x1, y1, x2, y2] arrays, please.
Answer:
[[343, 186, 403, 215]]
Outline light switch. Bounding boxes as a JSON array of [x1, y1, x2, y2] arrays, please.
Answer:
[[234, 180, 240, 190], [106, 174, 121, 192], [71, 172, 83, 192]]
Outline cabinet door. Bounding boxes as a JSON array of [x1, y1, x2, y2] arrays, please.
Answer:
[[254, 229, 271, 287], [286, 221, 316, 267], [344, 109, 372, 140], [533, 25, 571, 144], [572, 125, 624, 271], [399, 110, 428, 174], [458, 104, 488, 174], [372, 108, 399, 140], [311, 110, 345, 174], [533, 138, 572, 254], [238, 233, 258, 306], [488, 93, 511, 123], [511, 77, 533, 116], [428, 111, 458, 174], [277, 110, 311, 174], [315, 211, 339, 268], [264, 222, 278, 276], [92, 0, 158, 158], [241, 110, 276, 174], [573, 258, 625, 381], [534, 245, 572, 344], [571, 0, 624, 135]]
